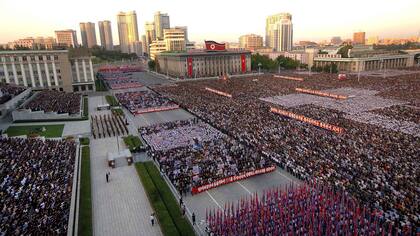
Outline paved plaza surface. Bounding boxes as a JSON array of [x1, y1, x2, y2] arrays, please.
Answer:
[[89, 91, 162, 236]]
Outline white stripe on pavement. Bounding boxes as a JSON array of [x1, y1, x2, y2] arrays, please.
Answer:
[[236, 182, 252, 195], [206, 191, 223, 210]]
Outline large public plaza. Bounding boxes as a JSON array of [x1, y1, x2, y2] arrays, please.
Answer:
[[1, 65, 419, 235]]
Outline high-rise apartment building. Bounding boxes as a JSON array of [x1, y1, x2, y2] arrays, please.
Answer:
[[353, 32, 366, 45], [239, 34, 263, 50], [163, 27, 188, 51], [98, 20, 114, 50], [154, 11, 170, 40], [117, 11, 140, 54], [265, 13, 293, 51], [80, 22, 97, 48], [366, 36, 379, 45], [144, 22, 156, 55], [55, 30, 78, 48]]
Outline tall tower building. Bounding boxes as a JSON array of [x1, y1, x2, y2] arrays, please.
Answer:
[[79, 22, 97, 48], [55, 29, 78, 47], [163, 27, 188, 51], [265, 13, 293, 51], [117, 11, 140, 53], [144, 22, 156, 55], [154, 11, 170, 40], [98, 20, 114, 50], [353, 32, 366, 45]]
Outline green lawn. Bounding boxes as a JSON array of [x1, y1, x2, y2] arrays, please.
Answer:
[[5, 124, 64, 138], [123, 135, 143, 152], [78, 146, 92, 236], [135, 162, 195, 236], [105, 95, 119, 107]]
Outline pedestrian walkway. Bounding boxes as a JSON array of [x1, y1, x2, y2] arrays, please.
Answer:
[[90, 137, 162, 236], [89, 94, 162, 236]]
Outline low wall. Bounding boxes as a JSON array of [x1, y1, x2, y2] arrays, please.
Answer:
[[12, 109, 82, 121]]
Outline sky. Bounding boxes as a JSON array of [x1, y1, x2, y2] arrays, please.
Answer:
[[0, 0, 419, 44]]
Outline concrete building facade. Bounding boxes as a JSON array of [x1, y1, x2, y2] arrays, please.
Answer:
[[266, 13, 293, 52], [353, 32, 366, 45], [239, 34, 264, 50], [117, 11, 140, 54], [98, 20, 114, 50], [55, 30, 78, 47], [80, 22, 97, 48], [154, 11, 170, 40], [157, 50, 251, 78], [144, 22, 156, 55], [0, 50, 94, 92], [314, 54, 414, 72]]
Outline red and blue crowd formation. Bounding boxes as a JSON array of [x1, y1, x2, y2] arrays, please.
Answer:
[[0, 137, 77, 235], [206, 183, 415, 235], [97, 65, 144, 89], [156, 71, 420, 230], [22, 90, 81, 115], [0, 83, 26, 104], [116, 91, 178, 115]]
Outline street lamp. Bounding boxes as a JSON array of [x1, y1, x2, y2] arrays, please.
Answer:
[[278, 62, 282, 74], [258, 63, 262, 75]]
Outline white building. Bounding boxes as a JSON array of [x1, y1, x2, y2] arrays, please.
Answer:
[[0, 50, 95, 92], [266, 13, 293, 52]]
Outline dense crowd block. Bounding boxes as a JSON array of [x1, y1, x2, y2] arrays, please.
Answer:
[[22, 90, 81, 115], [0, 138, 77, 235]]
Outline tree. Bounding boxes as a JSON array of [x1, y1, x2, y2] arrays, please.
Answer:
[[337, 44, 353, 58], [251, 53, 277, 71], [148, 60, 156, 71], [318, 50, 328, 54], [275, 56, 300, 70]]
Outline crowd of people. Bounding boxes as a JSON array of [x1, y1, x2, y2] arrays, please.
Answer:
[[207, 183, 415, 235], [0, 137, 77, 235], [115, 91, 178, 115], [156, 72, 420, 228], [142, 119, 273, 194], [22, 90, 81, 115], [140, 119, 223, 151], [0, 83, 26, 104], [105, 78, 143, 90]]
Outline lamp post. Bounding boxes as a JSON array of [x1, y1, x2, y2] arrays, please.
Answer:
[[258, 63, 262, 75]]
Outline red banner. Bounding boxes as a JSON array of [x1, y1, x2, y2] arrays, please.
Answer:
[[241, 54, 246, 72], [205, 87, 232, 98], [205, 40, 226, 51], [191, 166, 276, 194], [133, 105, 179, 115], [187, 57, 193, 77], [295, 88, 348, 99], [273, 75, 304, 81], [270, 107, 344, 133]]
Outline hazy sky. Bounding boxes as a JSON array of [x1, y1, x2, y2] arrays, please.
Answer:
[[0, 0, 419, 44]]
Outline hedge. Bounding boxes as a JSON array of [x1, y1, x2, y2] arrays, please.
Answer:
[[135, 163, 179, 236], [82, 97, 89, 119], [123, 135, 143, 152], [79, 137, 90, 146], [78, 146, 92, 236], [144, 162, 195, 235], [105, 95, 119, 107]]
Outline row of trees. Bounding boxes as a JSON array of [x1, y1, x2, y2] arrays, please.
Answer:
[[89, 46, 138, 64], [251, 54, 307, 71]]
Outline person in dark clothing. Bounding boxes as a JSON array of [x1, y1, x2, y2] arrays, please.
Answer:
[[192, 212, 196, 225]]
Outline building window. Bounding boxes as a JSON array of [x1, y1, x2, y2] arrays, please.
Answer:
[[47, 56, 51, 60], [30, 56, 35, 61], [39, 56, 43, 61], [22, 56, 27, 61], [54, 56, 58, 60]]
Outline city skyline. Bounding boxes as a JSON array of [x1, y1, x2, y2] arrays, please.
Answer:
[[0, 0, 419, 45]]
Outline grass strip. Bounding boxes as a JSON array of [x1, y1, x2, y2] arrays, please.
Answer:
[[144, 162, 195, 236], [135, 162, 180, 236], [78, 146, 92, 236]]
